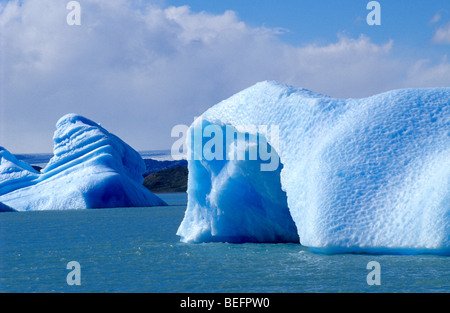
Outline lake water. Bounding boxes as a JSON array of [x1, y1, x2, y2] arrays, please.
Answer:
[[0, 193, 448, 293]]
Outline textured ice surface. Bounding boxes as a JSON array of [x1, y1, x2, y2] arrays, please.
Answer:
[[0, 114, 166, 211], [0, 147, 40, 196], [177, 81, 450, 254]]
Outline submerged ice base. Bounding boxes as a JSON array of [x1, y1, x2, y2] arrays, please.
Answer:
[[177, 81, 450, 254], [0, 114, 166, 211]]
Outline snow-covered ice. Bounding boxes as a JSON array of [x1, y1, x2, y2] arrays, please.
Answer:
[[0, 114, 167, 211], [177, 81, 450, 254]]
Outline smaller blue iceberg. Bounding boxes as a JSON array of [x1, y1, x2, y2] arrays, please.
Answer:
[[0, 114, 167, 211]]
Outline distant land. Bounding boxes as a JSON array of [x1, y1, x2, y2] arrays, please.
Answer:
[[143, 158, 187, 176], [144, 166, 188, 194]]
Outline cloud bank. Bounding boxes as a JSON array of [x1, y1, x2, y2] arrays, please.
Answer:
[[1, 0, 449, 153]]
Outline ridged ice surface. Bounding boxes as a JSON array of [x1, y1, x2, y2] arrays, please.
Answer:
[[177, 81, 450, 254], [0, 147, 40, 196], [0, 114, 166, 211]]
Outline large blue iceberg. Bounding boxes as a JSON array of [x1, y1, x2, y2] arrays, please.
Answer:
[[177, 81, 450, 254], [0, 114, 167, 211]]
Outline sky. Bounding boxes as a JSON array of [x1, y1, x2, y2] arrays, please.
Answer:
[[0, 0, 449, 153]]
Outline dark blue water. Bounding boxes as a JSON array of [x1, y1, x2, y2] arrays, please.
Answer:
[[0, 193, 448, 293]]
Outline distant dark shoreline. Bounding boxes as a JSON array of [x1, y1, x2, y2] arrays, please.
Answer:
[[152, 192, 187, 195], [143, 166, 188, 193]]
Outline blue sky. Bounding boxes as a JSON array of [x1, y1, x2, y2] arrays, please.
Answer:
[[1, 0, 449, 153], [164, 0, 449, 50]]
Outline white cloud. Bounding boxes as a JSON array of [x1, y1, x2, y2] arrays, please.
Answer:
[[404, 58, 450, 87], [432, 22, 450, 44], [1, 0, 449, 153], [430, 12, 442, 24]]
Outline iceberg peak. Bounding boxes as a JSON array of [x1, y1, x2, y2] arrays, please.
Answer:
[[0, 114, 167, 211], [249, 80, 328, 99]]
